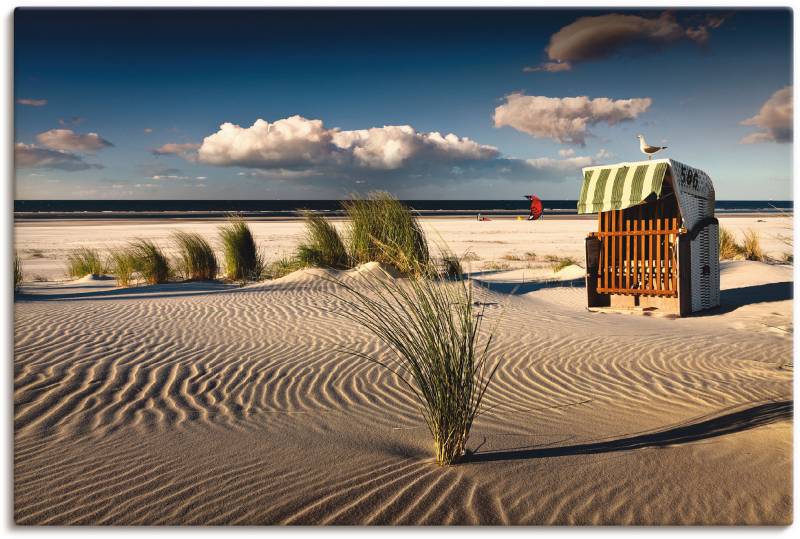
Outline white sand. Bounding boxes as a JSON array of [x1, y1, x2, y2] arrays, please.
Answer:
[[13, 216, 793, 524]]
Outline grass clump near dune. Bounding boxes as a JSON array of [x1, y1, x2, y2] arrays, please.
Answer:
[[545, 255, 579, 273], [108, 248, 137, 287], [219, 217, 264, 281], [718, 226, 743, 260], [333, 267, 498, 466], [264, 256, 306, 280], [129, 239, 170, 284], [14, 252, 22, 291], [172, 231, 218, 281], [741, 229, 765, 262], [295, 212, 349, 269], [65, 247, 106, 279], [344, 192, 429, 275]]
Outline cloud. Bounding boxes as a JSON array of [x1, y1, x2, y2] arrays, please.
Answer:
[[195, 115, 499, 170], [58, 117, 85, 126], [15, 143, 103, 171], [526, 155, 595, 171], [143, 128, 153, 134], [36, 129, 113, 152], [16, 98, 47, 107], [152, 142, 201, 160], [494, 93, 652, 145], [740, 86, 793, 144], [523, 61, 572, 73], [527, 12, 728, 71], [558, 148, 576, 157], [162, 115, 601, 188]]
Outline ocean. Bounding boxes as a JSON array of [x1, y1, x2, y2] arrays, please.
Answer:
[[13, 199, 793, 219]]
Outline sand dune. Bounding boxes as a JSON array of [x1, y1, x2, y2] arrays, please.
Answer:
[[14, 246, 792, 524]]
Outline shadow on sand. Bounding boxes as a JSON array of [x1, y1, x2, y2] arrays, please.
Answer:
[[466, 400, 792, 463], [694, 281, 793, 316], [471, 277, 585, 295], [15, 281, 240, 302]]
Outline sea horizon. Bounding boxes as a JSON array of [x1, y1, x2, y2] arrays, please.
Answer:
[[13, 199, 794, 219]]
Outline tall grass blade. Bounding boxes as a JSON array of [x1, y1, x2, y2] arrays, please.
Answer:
[[219, 216, 264, 281], [65, 247, 106, 278], [129, 239, 170, 284], [172, 230, 218, 281], [330, 267, 499, 465]]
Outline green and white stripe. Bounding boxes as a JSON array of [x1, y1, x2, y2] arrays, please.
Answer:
[[577, 160, 669, 214]]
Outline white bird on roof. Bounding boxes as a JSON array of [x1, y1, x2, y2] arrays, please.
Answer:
[[637, 134, 667, 160]]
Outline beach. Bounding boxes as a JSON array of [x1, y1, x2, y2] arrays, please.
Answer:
[[13, 215, 793, 524]]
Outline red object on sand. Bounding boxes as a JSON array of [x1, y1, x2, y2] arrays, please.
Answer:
[[525, 195, 543, 220]]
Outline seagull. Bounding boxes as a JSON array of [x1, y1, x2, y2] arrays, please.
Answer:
[[637, 134, 667, 160]]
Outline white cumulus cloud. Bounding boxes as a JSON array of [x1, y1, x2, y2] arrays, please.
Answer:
[[195, 115, 499, 171], [494, 93, 652, 145], [740, 86, 793, 144]]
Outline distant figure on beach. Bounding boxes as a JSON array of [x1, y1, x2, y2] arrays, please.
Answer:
[[477, 213, 491, 221], [525, 195, 543, 220]]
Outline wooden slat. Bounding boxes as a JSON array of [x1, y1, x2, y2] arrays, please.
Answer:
[[641, 207, 647, 295], [671, 216, 678, 291], [625, 216, 630, 290], [631, 219, 639, 288], [648, 210, 654, 293], [603, 212, 608, 290], [609, 210, 618, 294], [655, 205, 661, 291], [594, 229, 681, 237], [597, 287, 678, 297]]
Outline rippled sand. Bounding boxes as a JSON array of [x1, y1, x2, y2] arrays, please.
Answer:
[[14, 252, 792, 524]]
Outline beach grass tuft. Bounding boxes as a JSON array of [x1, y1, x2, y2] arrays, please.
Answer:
[[344, 192, 429, 275], [332, 266, 498, 466], [264, 256, 306, 280], [172, 230, 218, 281], [14, 252, 22, 291], [296, 212, 349, 269], [718, 227, 742, 260], [66, 247, 106, 279], [741, 229, 765, 261], [129, 239, 170, 284], [108, 247, 137, 287], [546, 255, 579, 273], [219, 217, 264, 281]]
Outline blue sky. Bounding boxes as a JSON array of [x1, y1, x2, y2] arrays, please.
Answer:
[[14, 8, 793, 200]]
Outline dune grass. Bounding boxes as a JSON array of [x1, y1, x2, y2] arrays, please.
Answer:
[[65, 247, 106, 279], [332, 265, 498, 466], [718, 226, 742, 260], [172, 230, 218, 281], [14, 252, 22, 291], [264, 256, 306, 280], [295, 212, 349, 269], [343, 192, 429, 275], [440, 252, 464, 279], [545, 255, 579, 273], [129, 239, 170, 284], [741, 229, 765, 261], [219, 217, 263, 281], [108, 247, 137, 287]]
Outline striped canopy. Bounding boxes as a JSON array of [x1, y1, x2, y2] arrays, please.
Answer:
[[577, 160, 669, 214]]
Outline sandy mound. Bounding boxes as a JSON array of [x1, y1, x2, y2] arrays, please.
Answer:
[[13, 257, 792, 524]]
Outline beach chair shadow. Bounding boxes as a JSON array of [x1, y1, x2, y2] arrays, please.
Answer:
[[471, 276, 585, 295], [694, 281, 793, 316], [465, 400, 792, 463]]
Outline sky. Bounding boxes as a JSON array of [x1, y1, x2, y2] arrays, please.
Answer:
[[14, 8, 793, 200]]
